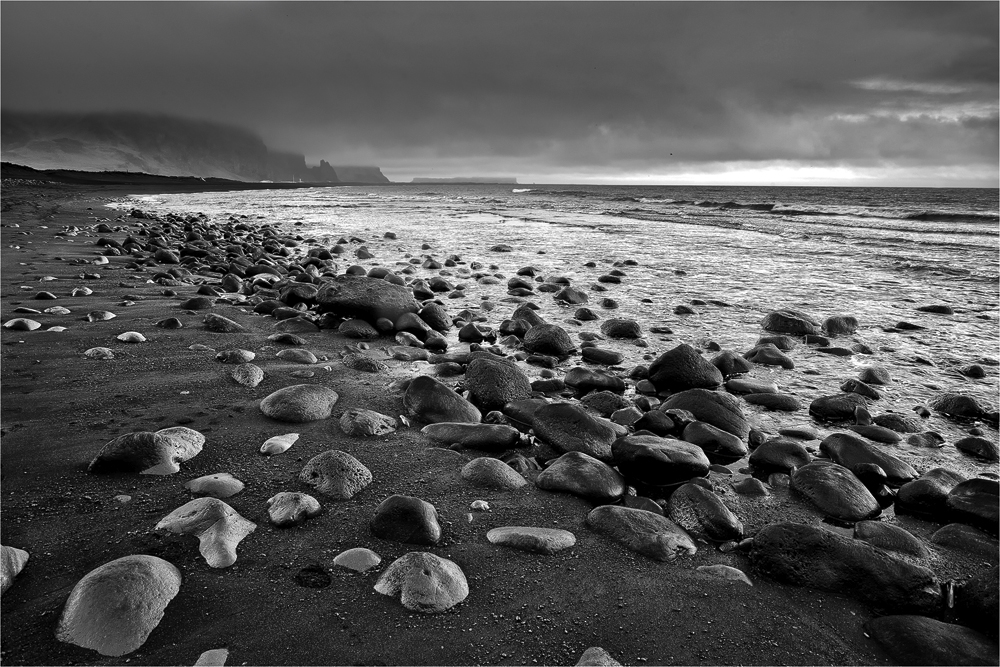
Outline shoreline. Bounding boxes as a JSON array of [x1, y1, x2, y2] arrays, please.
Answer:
[[1, 180, 996, 666]]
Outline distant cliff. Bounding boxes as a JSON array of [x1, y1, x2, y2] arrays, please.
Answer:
[[1, 110, 389, 184], [412, 176, 517, 184]]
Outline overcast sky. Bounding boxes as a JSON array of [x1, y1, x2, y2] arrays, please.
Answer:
[[2, 2, 997, 185]]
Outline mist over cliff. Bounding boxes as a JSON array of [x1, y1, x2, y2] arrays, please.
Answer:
[[0, 111, 388, 183]]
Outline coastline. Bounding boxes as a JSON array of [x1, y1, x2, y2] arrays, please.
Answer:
[[0, 180, 994, 666]]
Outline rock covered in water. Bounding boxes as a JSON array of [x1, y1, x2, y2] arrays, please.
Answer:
[[486, 526, 576, 555], [929, 393, 989, 419], [299, 450, 371, 499], [370, 495, 442, 545], [809, 393, 870, 422], [532, 402, 620, 461], [259, 384, 339, 422], [374, 552, 467, 613], [863, 615, 999, 667], [668, 483, 743, 541], [647, 343, 723, 392], [946, 478, 999, 533], [1, 545, 29, 595], [56, 555, 181, 656], [599, 318, 642, 339], [791, 460, 881, 522], [89, 427, 204, 475], [955, 436, 999, 461], [823, 314, 858, 336], [185, 473, 244, 498], [340, 409, 397, 436], [155, 498, 256, 568], [536, 451, 626, 502], [750, 522, 940, 613], [586, 505, 697, 561], [267, 492, 321, 527], [403, 376, 481, 424]]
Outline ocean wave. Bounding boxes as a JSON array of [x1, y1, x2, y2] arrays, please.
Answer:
[[903, 211, 1000, 223], [512, 188, 533, 193]]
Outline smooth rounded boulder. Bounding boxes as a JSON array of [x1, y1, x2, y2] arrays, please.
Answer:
[[750, 522, 941, 613], [749, 438, 812, 473], [946, 478, 999, 533], [819, 432, 917, 486], [403, 376, 482, 424], [370, 495, 442, 545], [760, 309, 820, 335], [423, 422, 521, 451], [532, 402, 620, 461], [536, 451, 626, 502], [1, 545, 29, 595], [586, 505, 697, 561], [681, 421, 748, 463], [809, 394, 870, 422], [895, 468, 968, 519], [791, 460, 881, 523], [56, 555, 181, 657], [465, 356, 532, 412], [661, 389, 750, 441], [267, 492, 322, 527], [612, 435, 710, 488], [668, 483, 743, 542], [523, 323, 575, 357], [259, 384, 339, 423], [374, 552, 468, 613], [461, 458, 527, 490], [88, 427, 204, 475], [864, 615, 999, 666], [316, 275, 419, 323], [487, 527, 576, 555], [647, 344, 723, 393], [564, 367, 626, 395]]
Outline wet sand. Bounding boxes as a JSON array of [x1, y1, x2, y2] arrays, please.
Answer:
[[0, 180, 991, 666]]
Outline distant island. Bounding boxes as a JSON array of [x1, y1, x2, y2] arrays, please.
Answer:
[[411, 177, 518, 184]]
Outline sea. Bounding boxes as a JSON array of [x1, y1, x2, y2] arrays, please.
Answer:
[[123, 184, 1000, 476]]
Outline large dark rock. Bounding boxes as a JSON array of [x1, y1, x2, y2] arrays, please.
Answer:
[[418, 303, 451, 332], [791, 461, 882, 522], [742, 393, 802, 412], [502, 398, 550, 432], [465, 356, 532, 413], [259, 384, 339, 423], [647, 344, 723, 393], [370, 495, 441, 545], [809, 394, 870, 422], [931, 524, 999, 563], [564, 367, 626, 395], [668, 483, 743, 541], [749, 438, 812, 473], [744, 344, 795, 370], [946, 478, 999, 534], [660, 389, 750, 441], [853, 521, 929, 558], [955, 436, 999, 461], [532, 402, 619, 461], [760, 309, 820, 335], [421, 423, 521, 452], [316, 275, 419, 324], [633, 411, 676, 437], [819, 432, 918, 486], [523, 324, 575, 357], [711, 351, 754, 378], [535, 452, 626, 502], [586, 505, 697, 561], [511, 303, 546, 328], [895, 468, 968, 519], [864, 615, 999, 666], [402, 376, 481, 424], [681, 421, 748, 463], [873, 413, 924, 433], [750, 522, 941, 613], [612, 435, 710, 487], [929, 393, 989, 419], [956, 566, 999, 640], [600, 319, 642, 339], [823, 314, 858, 336]]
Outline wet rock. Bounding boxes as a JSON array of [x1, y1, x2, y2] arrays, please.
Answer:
[[316, 275, 419, 323], [155, 498, 256, 568], [840, 379, 881, 400], [809, 394, 869, 422], [744, 344, 794, 369], [575, 647, 623, 667], [203, 313, 246, 333], [267, 492, 321, 527], [955, 436, 999, 461], [857, 365, 891, 385], [873, 413, 924, 433], [532, 402, 620, 460], [580, 391, 631, 417], [403, 376, 481, 424], [342, 350, 390, 372], [647, 343, 723, 393], [863, 615, 999, 667], [681, 421, 748, 463], [179, 296, 214, 310], [742, 393, 801, 411], [823, 314, 858, 336], [299, 450, 371, 499], [333, 547, 382, 573], [422, 423, 521, 451], [465, 356, 532, 412], [1, 545, 29, 595], [896, 468, 968, 519], [749, 438, 812, 473], [230, 363, 264, 388], [750, 522, 940, 613], [259, 384, 339, 422], [955, 565, 999, 639], [711, 351, 754, 378], [661, 389, 750, 441], [339, 319, 380, 339], [89, 427, 204, 475], [791, 461, 881, 522], [820, 432, 917, 486], [554, 286, 588, 304], [418, 303, 451, 332], [733, 477, 771, 496], [374, 552, 467, 613], [340, 409, 397, 437], [612, 435, 710, 487], [946, 478, 999, 533], [56, 555, 181, 656], [586, 505, 697, 561], [854, 521, 929, 558], [931, 524, 998, 563], [761, 309, 820, 335], [757, 335, 797, 351], [726, 378, 778, 395], [600, 318, 642, 339], [185, 473, 244, 498], [668, 483, 743, 541], [581, 347, 625, 365], [487, 527, 576, 555], [370, 495, 442, 545], [461, 458, 527, 490], [523, 323, 575, 357], [929, 393, 989, 419], [633, 411, 676, 436], [536, 452, 626, 502], [564, 367, 626, 395], [847, 424, 902, 444]]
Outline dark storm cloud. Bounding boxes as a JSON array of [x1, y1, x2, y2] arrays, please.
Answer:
[[2, 2, 996, 183]]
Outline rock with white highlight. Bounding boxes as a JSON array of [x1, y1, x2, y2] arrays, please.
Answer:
[[260, 433, 299, 455], [155, 498, 256, 568], [1, 545, 29, 595], [374, 552, 468, 613]]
